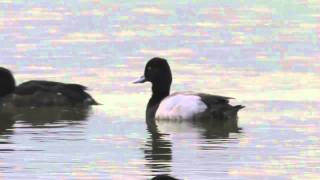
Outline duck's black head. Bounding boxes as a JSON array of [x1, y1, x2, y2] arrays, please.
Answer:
[[0, 67, 16, 97], [134, 57, 172, 94]]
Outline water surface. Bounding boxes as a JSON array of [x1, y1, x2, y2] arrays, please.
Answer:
[[0, 1, 319, 179]]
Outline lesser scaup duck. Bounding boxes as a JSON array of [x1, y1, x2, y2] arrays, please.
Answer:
[[134, 57, 244, 120], [0, 67, 98, 107]]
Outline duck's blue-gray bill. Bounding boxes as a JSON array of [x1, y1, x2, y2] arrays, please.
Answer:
[[133, 75, 146, 83]]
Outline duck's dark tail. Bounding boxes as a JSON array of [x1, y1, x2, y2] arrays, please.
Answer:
[[234, 105, 245, 112], [223, 105, 245, 120]]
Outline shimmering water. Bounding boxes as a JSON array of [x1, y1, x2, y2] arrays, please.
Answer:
[[0, 1, 319, 179]]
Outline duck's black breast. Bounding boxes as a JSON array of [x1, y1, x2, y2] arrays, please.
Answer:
[[8, 80, 97, 106]]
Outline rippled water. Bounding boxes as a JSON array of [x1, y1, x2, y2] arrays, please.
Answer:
[[0, 1, 319, 179]]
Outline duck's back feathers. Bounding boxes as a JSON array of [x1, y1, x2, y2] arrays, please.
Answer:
[[4, 80, 98, 106], [14, 80, 87, 95], [197, 93, 233, 105]]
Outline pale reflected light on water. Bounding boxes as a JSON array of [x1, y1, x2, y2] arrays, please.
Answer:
[[0, 1, 319, 179]]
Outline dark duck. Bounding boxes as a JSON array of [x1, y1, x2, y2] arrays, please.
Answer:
[[0, 67, 98, 107], [134, 57, 244, 121]]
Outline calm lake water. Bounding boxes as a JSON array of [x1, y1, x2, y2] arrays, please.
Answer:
[[0, 1, 319, 179]]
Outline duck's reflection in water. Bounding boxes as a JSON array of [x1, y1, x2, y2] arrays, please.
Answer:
[[144, 116, 242, 177], [190, 117, 240, 139], [13, 106, 92, 127], [0, 106, 92, 153], [144, 120, 173, 174], [0, 112, 15, 135], [0, 106, 92, 136]]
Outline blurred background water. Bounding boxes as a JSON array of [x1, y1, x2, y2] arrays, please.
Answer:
[[0, 0, 319, 179]]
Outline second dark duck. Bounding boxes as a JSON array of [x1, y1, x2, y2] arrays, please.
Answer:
[[0, 67, 98, 107]]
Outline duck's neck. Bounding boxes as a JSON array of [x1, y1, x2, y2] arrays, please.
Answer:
[[0, 84, 15, 98], [0, 69, 16, 98], [150, 84, 170, 105], [146, 83, 170, 120]]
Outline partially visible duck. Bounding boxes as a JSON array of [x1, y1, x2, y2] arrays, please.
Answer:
[[134, 57, 244, 120], [0, 67, 98, 107], [151, 174, 179, 180]]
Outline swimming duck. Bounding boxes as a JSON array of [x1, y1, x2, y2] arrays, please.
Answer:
[[0, 67, 98, 107], [134, 57, 244, 120]]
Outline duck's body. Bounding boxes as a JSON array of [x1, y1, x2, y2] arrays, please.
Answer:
[[155, 92, 243, 120], [155, 92, 208, 120], [0, 67, 98, 107], [134, 57, 244, 121]]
